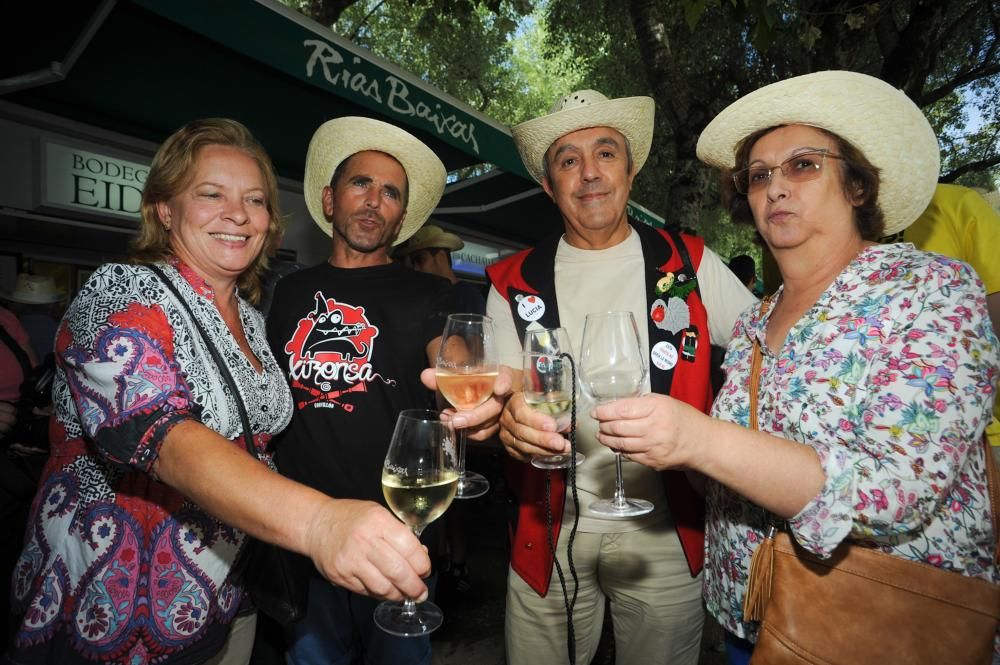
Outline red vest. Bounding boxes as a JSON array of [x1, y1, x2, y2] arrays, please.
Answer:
[[486, 222, 712, 596]]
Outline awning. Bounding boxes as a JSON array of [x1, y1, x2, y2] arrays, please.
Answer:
[[1, 0, 661, 245]]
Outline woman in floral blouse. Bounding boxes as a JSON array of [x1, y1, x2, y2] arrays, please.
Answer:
[[591, 71, 999, 663], [5, 119, 433, 665]]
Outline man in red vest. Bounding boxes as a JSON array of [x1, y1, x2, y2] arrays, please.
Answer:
[[486, 90, 756, 664]]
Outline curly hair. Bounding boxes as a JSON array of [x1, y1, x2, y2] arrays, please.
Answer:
[[721, 125, 885, 241], [131, 118, 286, 304]]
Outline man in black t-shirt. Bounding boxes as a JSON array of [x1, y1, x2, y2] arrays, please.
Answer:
[[267, 117, 508, 665]]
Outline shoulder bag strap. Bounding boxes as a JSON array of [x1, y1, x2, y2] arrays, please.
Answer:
[[0, 322, 33, 382], [748, 296, 771, 432], [145, 264, 257, 460]]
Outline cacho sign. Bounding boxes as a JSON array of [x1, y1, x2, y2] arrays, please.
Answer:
[[41, 141, 148, 222]]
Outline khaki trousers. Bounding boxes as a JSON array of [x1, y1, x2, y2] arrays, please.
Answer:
[[505, 520, 703, 665], [202, 612, 257, 665]]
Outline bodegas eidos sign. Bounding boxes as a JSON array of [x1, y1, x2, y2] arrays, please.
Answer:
[[41, 140, 148, 222]]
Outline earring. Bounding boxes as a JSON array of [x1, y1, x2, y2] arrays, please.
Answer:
[[164, 222, 171, 231]]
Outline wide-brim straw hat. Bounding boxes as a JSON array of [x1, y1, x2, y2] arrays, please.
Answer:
[[394, 223, 464, 257], [696, 70, 940, 236], [304, 117, 447, 245], [512, 90, 655, 183], [1, 273, 65, 305]]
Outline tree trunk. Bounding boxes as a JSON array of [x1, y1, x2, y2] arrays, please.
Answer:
[[628, 0, 718, 228]]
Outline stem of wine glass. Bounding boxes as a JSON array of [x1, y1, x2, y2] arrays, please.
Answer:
[[400, 524, 423, 617], [612, 452, 627, 508], [456, 425, 468, 480]]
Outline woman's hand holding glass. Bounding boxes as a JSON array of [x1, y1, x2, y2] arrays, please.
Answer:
[[578, 311, 654, 518], [374, 409, 458, 637], [591, 393, 703, 471]]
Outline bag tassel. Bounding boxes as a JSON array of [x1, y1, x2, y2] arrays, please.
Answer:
[[742, 524, 776, 622]]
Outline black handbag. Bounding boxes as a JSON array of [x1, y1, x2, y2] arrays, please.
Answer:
[[147, 264, 309, 625]]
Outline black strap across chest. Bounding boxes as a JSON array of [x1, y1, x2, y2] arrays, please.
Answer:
[[145, 264, 257, 459]]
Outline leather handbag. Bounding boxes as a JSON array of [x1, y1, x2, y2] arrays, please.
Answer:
[[148, 265, 309, 625], [743, 297, 1000, 664]]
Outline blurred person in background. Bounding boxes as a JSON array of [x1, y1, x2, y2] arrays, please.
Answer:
[[0, 273, 65, 362], [727, 254, 761, 297], [395, 223, 487, 316], [885, 182, 1000, 465], [395, 223, 488, 601]]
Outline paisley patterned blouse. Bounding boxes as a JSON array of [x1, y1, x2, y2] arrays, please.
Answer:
[[704, 243, 999, 646], [8, 260, 293, 665]]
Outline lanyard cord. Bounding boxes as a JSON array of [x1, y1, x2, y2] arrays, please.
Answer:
[[545, 351, 580, 664]]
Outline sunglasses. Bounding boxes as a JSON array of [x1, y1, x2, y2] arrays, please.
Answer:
[[732, 149, 843, 194]]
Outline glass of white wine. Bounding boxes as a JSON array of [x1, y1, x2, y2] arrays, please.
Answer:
[[578, 311, 653, 518], [375, 409, 458, 637], [435, 313, 498, 499], [522, 327, 584, 469]]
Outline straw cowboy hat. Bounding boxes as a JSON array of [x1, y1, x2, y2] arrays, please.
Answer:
[[512, 89, 655, 183], [696, 70, 940, 236], [393, 224, 464, 257], [304, 117, 447, 245], [0, 273, 65, 305]]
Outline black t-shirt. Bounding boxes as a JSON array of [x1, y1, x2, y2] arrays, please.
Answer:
[[266, 261, 453, 508], [453, 280, 487, 316]]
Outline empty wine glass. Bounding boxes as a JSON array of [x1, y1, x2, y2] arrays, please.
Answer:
[[375, 409, 458, 636], [578, 311, 653, 518], [435, 313, 498, 499], [522, 327, 584, 469]]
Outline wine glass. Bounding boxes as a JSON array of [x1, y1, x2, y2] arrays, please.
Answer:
[[375, 409, 458, 636], [522, 327, 585, 469], [435, 313, 498, 499], [578, 311, 653, 518]]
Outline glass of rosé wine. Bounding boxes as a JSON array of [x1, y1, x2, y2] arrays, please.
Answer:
[[435, 313, 498, 499]]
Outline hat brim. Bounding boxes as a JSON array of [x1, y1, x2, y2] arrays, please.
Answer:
[[0, 291, 64, 305], [304, 117, 447, 245], [696, 71, 939, 236], [512, 96, 655, 183], [394, 234, 464, 257]]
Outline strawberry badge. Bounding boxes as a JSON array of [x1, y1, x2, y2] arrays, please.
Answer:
[[650, 297, 690, 334]]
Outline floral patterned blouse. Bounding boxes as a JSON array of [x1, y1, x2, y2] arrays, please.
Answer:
[[8, 260, 293, 665], [704, 243, 999, 648]]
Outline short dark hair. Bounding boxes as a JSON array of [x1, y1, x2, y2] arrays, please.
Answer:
[[329, 151, 410, 208], [721, 126, 885, 241], [728, 254, 755, 286]]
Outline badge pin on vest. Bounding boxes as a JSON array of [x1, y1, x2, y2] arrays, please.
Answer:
[[516, 294, 546, 322], [651, 340, 679, 371], [650, 297, 690, 334]]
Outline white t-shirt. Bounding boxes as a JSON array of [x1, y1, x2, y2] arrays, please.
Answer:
[[487, 228, 757, 532]]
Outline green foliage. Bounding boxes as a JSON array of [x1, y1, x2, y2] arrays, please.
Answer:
[[541, 0, 1000, 258], [287, 0, 999, 261]]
